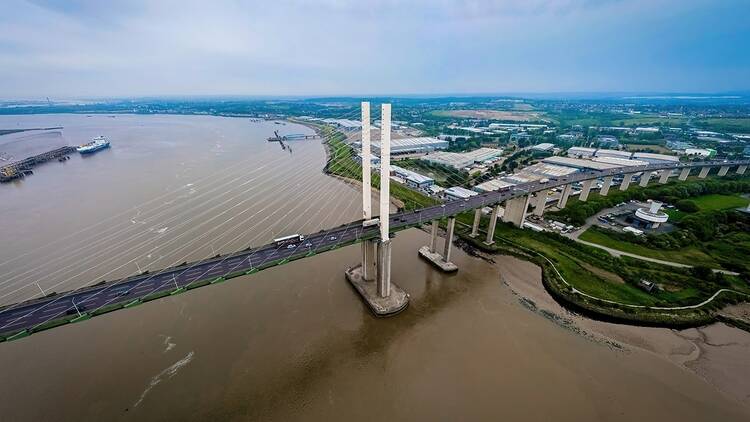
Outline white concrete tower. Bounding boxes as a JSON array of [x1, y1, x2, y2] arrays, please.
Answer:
[[360, 102, 376, 281], [361, 102, 372, 220], [379, 103, 391, 241], [377, 103, 392, 297]]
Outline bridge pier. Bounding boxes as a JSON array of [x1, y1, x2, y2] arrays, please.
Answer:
[[484, 204, 501, 245], [659, 170, 671, 184], [600, 176, 613, 196], [579, 179, 594, 202], [345, 102, 408, 316], [620, 173, 633, 191], [419, 218, 458, 272], [738, 165, 747, 175], [470, 208, 481, 237], [698, 167, 710, 179], [639, 171, 652, 187], [502, 195, 529, 227], [718, 165, 729, 176], [533, 190, 548, 216], [679, 167, 690, 181], [557, 184, 572, 209], [361, 240, 377, 281]]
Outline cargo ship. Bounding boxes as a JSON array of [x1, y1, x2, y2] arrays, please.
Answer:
[[77, 136, 110, 154]]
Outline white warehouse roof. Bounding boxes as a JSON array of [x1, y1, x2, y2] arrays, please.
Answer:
[[444, 186, 478, 199], [543, 156, 621, 171]]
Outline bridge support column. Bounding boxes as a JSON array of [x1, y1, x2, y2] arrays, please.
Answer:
[[361, 240, 377, 281], [345, 102, 408, 316], [557, 184, 572, 209], [639, 171, 652, 187], [533, 190, 548, 216], [698, 167, 710, 179], [502, 195, 529, 227], [738, 165, 747, 175], [579, 179, 594, 202], [620, 173, 633, 191], [659, 170, 671, 184], [679, 168, 690, 181], [600, 176, 613, 196], [377, 239, 392, 297], [429, 220, 439, 251], [718, 166, 729, 176], [484, 204, 501, 245], [470, 208, 481, 237], [419, 217, 458, 272]]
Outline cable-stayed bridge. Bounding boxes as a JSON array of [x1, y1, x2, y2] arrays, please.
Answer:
[[1, 102, 749, 342]]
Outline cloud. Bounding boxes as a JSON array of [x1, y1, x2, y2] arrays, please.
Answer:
[[0, 0, 748, 97]]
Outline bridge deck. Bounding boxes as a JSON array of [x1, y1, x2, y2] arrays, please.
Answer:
[[1, 159, 748, 340]]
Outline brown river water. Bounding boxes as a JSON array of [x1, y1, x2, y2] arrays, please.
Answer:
[[0, 114, 748, 421]]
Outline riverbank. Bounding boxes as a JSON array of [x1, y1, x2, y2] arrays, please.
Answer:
[[487, 249, 750, 409], [454, 222, 750, 330]]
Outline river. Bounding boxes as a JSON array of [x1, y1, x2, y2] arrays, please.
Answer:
[[0, 114, 748, 421]]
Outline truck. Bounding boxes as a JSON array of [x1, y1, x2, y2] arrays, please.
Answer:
[[274, 234, 304, 247]]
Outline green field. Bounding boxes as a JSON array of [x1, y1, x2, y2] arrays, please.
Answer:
[[694, 118, 750, 133], [579, 227, 719, 268], [689, 194, 749, 211]]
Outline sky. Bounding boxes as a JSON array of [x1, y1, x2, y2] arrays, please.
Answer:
[[1, 0, 749, 98]]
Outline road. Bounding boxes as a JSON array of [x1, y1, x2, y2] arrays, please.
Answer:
[[1, 159, 748, 338]]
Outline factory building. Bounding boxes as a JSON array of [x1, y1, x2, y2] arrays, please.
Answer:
[[323, 118, 362, 131], [592, 156, 648, 167], [567, 147, 597, 158], [595, 149, 633, 160], [631, 152, 680, 164], [444, 186, 479, 201], [531, 143, 555, 152], [371, 137, 448, 158], [543, 156, 621, 171], [473, 178, 516, 193], [684, 148, 717, 158], [390, 165, 434, 189], [421, 147, 504, 169]]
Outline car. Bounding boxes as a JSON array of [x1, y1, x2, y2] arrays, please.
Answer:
[[286, 244, 296, 249], [329, 236, 337, 241], [304, 242, 312, 247]]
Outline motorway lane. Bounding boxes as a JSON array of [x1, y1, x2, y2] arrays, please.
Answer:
[[1, 159, 748, 337]]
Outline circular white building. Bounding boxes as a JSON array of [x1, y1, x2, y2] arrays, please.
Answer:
[[633, 201, 669, 228]]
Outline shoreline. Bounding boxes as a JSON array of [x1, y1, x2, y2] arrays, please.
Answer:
[[473, 244, 750, 410]]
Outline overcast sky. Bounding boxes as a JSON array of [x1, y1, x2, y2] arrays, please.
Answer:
[[1, 0, 749, 98]]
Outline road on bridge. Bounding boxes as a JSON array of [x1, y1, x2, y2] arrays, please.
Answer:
[[1, 159, 748, 339]]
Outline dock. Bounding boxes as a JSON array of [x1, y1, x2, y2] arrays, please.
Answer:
[[0, 146, 77, 183]]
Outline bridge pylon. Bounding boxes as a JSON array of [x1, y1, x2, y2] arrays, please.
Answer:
[[345, 102, 409, 316]]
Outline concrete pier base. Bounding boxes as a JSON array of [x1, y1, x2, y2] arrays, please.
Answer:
[[718, 166, 729, 176], [738, 165, 747, 175], [345, 265, 409, 316], [418, 246, 458, 272], [699, 167, 710, 179]]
